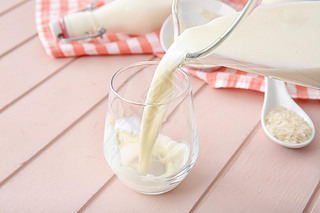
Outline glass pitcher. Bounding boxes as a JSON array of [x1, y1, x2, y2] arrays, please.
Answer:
[[171, 0, 320, 89]]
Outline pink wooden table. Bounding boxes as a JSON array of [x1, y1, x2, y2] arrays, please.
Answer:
[[1, 1, 320, 212]]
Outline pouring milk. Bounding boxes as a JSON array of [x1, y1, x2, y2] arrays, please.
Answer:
[[138, 1, 320, 172]]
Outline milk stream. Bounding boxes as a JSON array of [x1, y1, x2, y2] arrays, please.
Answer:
[[138, 1, 320, 172], [138, 50, 186, 172]]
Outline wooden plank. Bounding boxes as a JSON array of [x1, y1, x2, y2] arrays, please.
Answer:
[[194, 100, 320, 212], [0, 55, 152, 183], [0, 0, 36, 56], [313, 203, 320, 213], [311, 190, 320, 213], [0, 0, 30, 15], [304, 182, 320, 213], [0, 62, 204, 212], [0, 37, 73, 111], [83, 86, 264, 212], [0, 99, 113, 212]]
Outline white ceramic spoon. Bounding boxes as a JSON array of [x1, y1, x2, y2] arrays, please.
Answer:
[[261, 77, 315, 148]]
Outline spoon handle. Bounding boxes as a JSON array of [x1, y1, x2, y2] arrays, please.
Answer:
[[265, 77, 289, 99]]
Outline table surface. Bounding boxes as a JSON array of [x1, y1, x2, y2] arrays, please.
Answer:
[[1, 1, 320, 212]]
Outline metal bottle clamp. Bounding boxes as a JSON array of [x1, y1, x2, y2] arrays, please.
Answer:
[[58, 3, 107, 42], [58, 27, 106, 42]]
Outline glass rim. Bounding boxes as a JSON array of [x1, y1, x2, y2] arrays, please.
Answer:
[[110, 61, 191, 106]]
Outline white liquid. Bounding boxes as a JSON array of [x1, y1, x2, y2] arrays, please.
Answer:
[[138, 49, 186, 172], [63, 0, 172, 36], [139, 1, 320, 171], [104, 118, 189, 194]]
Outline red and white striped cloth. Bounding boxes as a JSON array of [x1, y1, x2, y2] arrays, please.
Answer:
[[186, 66, 320, 99], [35, 0, 163, 57], [35, 0, 320, 99]]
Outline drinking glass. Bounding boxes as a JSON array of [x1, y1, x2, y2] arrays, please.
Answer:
[[104, 61, 198, 195]]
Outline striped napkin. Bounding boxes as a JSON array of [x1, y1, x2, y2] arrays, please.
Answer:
[[35, 0, 320, 99]]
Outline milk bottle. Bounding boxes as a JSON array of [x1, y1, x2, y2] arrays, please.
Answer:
[[50, 0, 172, 40]]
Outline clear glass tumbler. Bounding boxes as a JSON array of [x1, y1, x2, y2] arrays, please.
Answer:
[[104, 61, 198, 195]]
